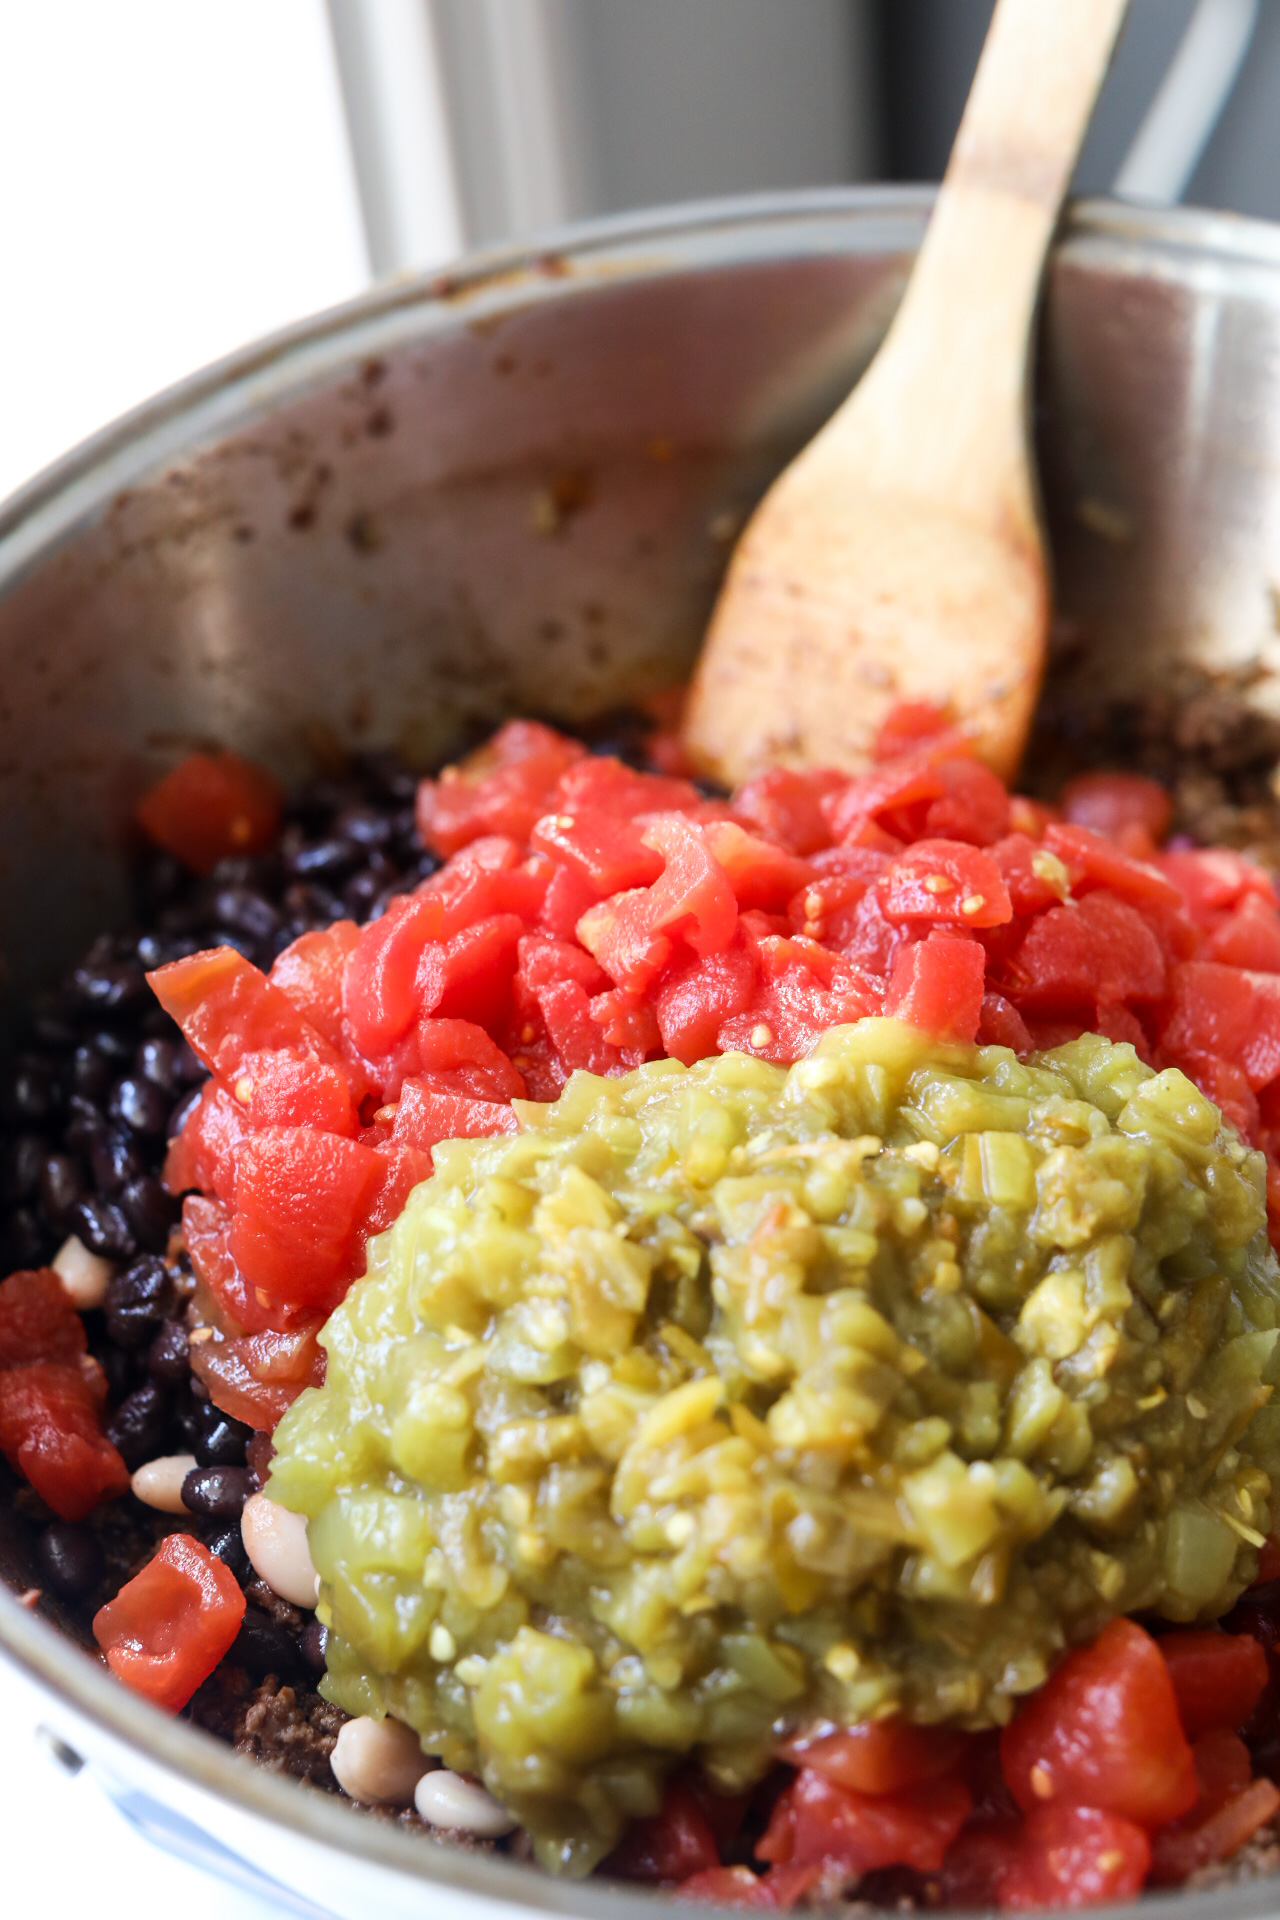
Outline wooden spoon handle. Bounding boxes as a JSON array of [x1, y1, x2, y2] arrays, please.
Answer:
[[821, 0, 1129, 538]]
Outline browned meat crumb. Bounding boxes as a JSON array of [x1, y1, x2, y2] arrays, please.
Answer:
[[1030, 661, 1280, 866], [1184, 1820, 1280, 1890], [242, 1575, 306, 1630], [188, 1668, 346, 1790]]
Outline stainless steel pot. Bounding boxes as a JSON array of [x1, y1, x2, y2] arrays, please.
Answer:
[[4, 187, 1280, 1920]]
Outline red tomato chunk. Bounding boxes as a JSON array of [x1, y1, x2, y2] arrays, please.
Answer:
[[1001, 1619, 1198, 1827], [0, 1360, 130, 1521], [135, 751, 283, 876], [93, 1532, 246, 1711]]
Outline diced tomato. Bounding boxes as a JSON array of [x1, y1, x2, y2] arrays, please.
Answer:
[[392, 1078, 519, 1155], [1001, 1618, 1198, 1827], [1253, 1535, 1280, 1586], [978, 992, 1033, 1054], [733, 766, 844, 856], [1205, 892, 1280, 973], [136, 751, 283, 875], [719, 949, 880, 1065], [1091, 1000, 1152, 1059], [150, 946, 352, 1093], [940, 1817, 1024, 1909], [1150, 1729, 1280, 1884], [0, 1360, 130, 1520], [1161, 961, 1280, 1091], [189, 1322, 325, 1430], [872, 700, 957, 763], [640, 816, 739, 955], [578, 889, 673, 994], [414, 1018, 526, 1102], [758, 1767, 972, 1876], [535, 978, 634, 1075], [415, 720, 585, 856], [924, 757, 1011, 846], [93, 1531, 246, 1711], [229, 1128, 384, 1309], [342, 892, 446, 1058], [163, 1081, 251, 1204], [515, 932, 609, 1004], [235, 1048, 357, 1135], [417, 913, 523, 1029], [1060, 772, 1172, 846], [1043, 823, 1182, 914], [992, 834, 1069, 917], [885, 933, 986, 1043], [183, 1194, 284, 1335], [824, 754, 948, 845], [655, 936, 758, 1065], [879, 840, 1012, 930], [426, 836, 550, 935], [998, 1803, 1151, 1909], [698, 820, 814, 912], [1159, 1631, 1269, 1737], [538, 860, 601, 939], [556, 752, 703, 821], [269, 921, 361, 1051], [678, 1865, 823, 1909], [589, 987, 661, 1054], [780, 1722, 971, 1796], [1156, 848, 1276, 927], [1010, 893, 1166, 1015], [0, 1268, 87, 1369], [360, 1142, 436, 1237], [530, 809, 663, 897], [606, 1780, 720, 1884]]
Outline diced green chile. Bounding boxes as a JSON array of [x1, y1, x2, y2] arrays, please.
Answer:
[[268, 1020, 1280, 1874]]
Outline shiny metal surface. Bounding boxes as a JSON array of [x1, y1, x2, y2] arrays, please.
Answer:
[[4, 187, 1280, 1917]]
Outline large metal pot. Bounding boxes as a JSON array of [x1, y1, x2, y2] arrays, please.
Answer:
[[3, 187, 1280, 1920]]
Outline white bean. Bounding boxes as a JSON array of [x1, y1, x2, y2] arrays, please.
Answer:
[[53, 1234, 114, 1310], [414, 1770, 515, 1837], [331, 1716, 430, 1806], [239, 1492, 321, 1607], [130, 1453, 197, 1513]]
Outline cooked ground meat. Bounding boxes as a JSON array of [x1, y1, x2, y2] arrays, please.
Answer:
[[1031, 660, 1280, 865]]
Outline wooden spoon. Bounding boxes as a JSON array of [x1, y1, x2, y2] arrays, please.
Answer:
[[683, 0, 1130, 789]]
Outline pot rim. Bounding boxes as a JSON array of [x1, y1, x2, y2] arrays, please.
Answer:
[[5, 182, 1280, 1919]]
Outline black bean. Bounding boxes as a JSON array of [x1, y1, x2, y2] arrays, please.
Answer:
[[3, 1207, 47, 1269], [181, 1465, 254, 1519], [282, 881, 344, 924], [106, 1382, 167, 1468], [88, 1128, 146, 1196], [69, 959, 146, 1012], [335, 803, 393, 851], [201, 1521, 251, 1584], [134, 932, 168, 970], [342, 868, 388, 916], [212, 887, 281, 941], [2, 1133, 46, 1204], [301, 1616, 329, 1673], [370, 881, 414, 920], [30, 998, 77, 1050], [92, 1343, 136, 1401], [70, 1043, 113, 1102], [167, 1083, 204, 1142], [38, 1152, 85, 1228], [148, 1322, 190, 1385], [5, 1057, 60, 1125], [109, 1075, 171, 1137], [414, 851, 441, 881], [37, 1523, 104, 1600], [136, 1036, 182, 1091], [91, 1029, 133, 1063], [67, 1195, 135, 1260], [357, 754, 416, 804], [286, 835, 356, 881], [228, 1609, 309, 1685], [105, 1256, 175, 1347], [192, 1397, 251, 1466], [120, 1174, 179, 1253], [208, 928, 257, 960]]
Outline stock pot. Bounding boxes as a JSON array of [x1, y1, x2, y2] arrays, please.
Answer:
[[4, 186, 1280, 1919]]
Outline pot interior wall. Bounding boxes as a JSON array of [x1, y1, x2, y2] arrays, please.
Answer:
[[0, 193, 1279, 1016]]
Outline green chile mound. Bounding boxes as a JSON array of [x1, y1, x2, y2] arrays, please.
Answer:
[[267, 1021, 1280, 1874]]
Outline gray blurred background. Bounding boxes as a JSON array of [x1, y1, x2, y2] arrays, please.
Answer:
[[3, 0, 1277, 503]]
